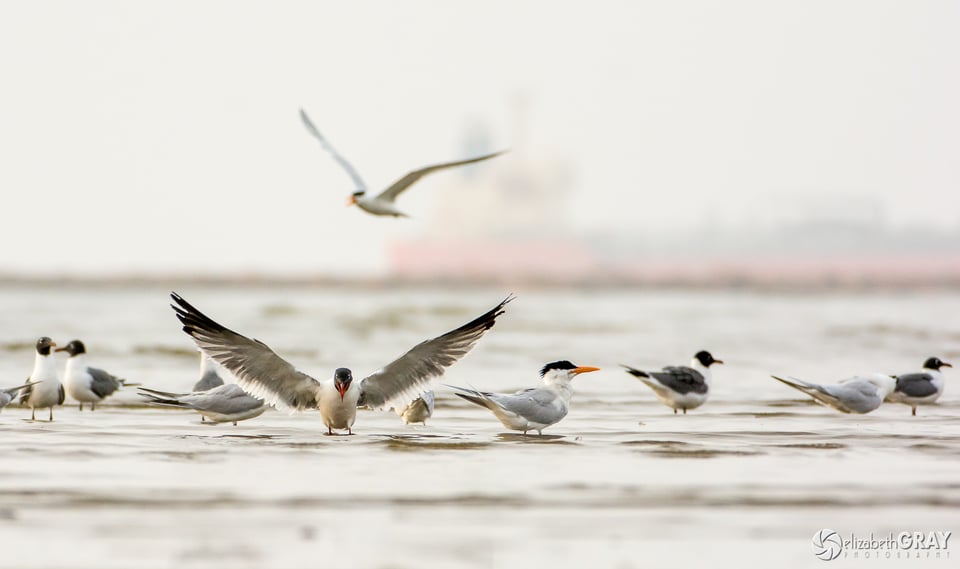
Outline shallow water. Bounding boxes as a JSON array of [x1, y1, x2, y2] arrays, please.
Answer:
[[1, 284, 958, 568]]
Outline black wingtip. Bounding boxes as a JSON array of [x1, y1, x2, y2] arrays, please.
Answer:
[[621, 364, 649, 378]]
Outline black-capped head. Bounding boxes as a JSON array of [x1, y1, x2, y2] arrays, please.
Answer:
[[539, 360, 600, 379], [35, 336, 57, 356], [923, 357, 952, 371], [55, 339, 86, 357], [334, 367, 353, 400], [694, 350, 723, 367]]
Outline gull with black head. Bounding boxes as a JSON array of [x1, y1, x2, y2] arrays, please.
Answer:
[[446, 360, 600, 435], [300, 108, 506, 217], [170, 292, 511, 435], [622, 350, 723, 414], [885, 356, 951, 416], [58, 340, 137, 411], [20, 337, 65, 421]]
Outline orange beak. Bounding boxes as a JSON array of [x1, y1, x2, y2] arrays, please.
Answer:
[[572, 366, 600, 376], [336, 383, 349, 400], [347, 195, 357, 206]]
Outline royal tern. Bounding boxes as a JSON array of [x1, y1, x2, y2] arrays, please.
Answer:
[[139, 384, 266, 425], [1, 382, 36, 412], [170, 292, 512, 434], [772, 373, 897, 414], [299, 108, 506, 217], [193, 352, 225, 393], [395, 391, 435, 425], [446, 361, 600, 435], [57, 340, 136, 411], [20, 337, 65, 421], [622, 350, 723, 414], [885, 356, 951, 416]]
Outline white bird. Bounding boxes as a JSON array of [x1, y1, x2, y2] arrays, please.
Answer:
[[622, 350, 723, 414], [138, 384, 266, 426], [170, 292, 512, 435], [58, 340, 136, 411], [1, 382, 36, 412], [299, 108, 506, 217], [193, 352, 225, 393], [20, 337, 65, 421], [885, 356, 951, 416], [446, 361, 600, 435], [772, 373, 897, 414], [395, 391, 435, 425]]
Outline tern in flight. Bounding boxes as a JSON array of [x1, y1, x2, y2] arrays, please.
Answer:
[[772, 373, 897, 414], [446, 360, 600, 435], [299, 108, 506, 217], [622, 350, 723, 414], [170, 292, 511, 434], [885, 356, 951, 416]]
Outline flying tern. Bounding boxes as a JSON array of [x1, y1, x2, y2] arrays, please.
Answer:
[[299, 108, 506, 217]]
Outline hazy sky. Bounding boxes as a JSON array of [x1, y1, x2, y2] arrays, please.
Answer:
[[1, 1, 958, 276]]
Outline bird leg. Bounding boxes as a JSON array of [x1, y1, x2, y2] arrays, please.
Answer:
[[31, 408, 35, 421], [912, 407, 917, 416], [683, 408, 687, 415], [79, 403, 83, 411], [91, 402, 96, 412], [49, 408, 53, 421], [201, 416, 206, 422], [327, 426, 333, 436], [233, 421, 238, 426], [673, 409, 677, 415], [347, 428, 353, 435]]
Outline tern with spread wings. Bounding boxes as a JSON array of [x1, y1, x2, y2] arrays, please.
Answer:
[[299, 108, 506, 217], [170, 292, 511, 434]]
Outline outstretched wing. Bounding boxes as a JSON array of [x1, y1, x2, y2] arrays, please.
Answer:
[[299, 108, 368, 193], [375, 150, 507, 203], [170, 292, 321, 413], [358, 295, 513, 411]]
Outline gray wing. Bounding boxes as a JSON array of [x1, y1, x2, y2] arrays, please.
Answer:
[[193, 369, 225, 392], [490, 389, 566, 425], [299, 108, 368, 193], [358, 295, 513, 411], [180, 384, 264, 414], [171, 292, 321, 413], [88, 368, 122, 398], [375, 150, 507, 203], [895, 373, 938, 397], [649, 366, 707, 395]]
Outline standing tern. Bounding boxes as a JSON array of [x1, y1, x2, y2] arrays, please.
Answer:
[[1, 382, 36, 412], [139, 384, 266, 425], [299, 108, 506, 217], [885, 356, 951, 416], [20, 337, 65, 421], [771, 373, 897, 414], [395, 391, 435, 425], [57, 340, 137, 411], [446, 360, 600, 435], [193, 352, 225, 393], [170, 292, 512, 434], [622, 350, 723, 414]]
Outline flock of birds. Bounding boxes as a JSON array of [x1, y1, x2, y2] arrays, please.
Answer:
[[1, 296, 951, 434], [1, 110, 952, 434]]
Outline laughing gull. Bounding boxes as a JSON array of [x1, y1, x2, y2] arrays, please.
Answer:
[[395, 391, 435, 425], [138, 384, 266, 425], [193, 352, 225, 393], [622, 350, 723, 414], [772, 373, 897, 414], [170, 292, 512, 435], [57, 340, 136, 411], [300, 108, 506, 217], [1, 382, 36, 412], [20, 337, 65, 421], [446, 361, 600, 435], [885, 356, 951, 416]]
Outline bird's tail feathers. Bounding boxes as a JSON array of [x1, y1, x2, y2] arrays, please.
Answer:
[[621, 364, 650, 379]]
